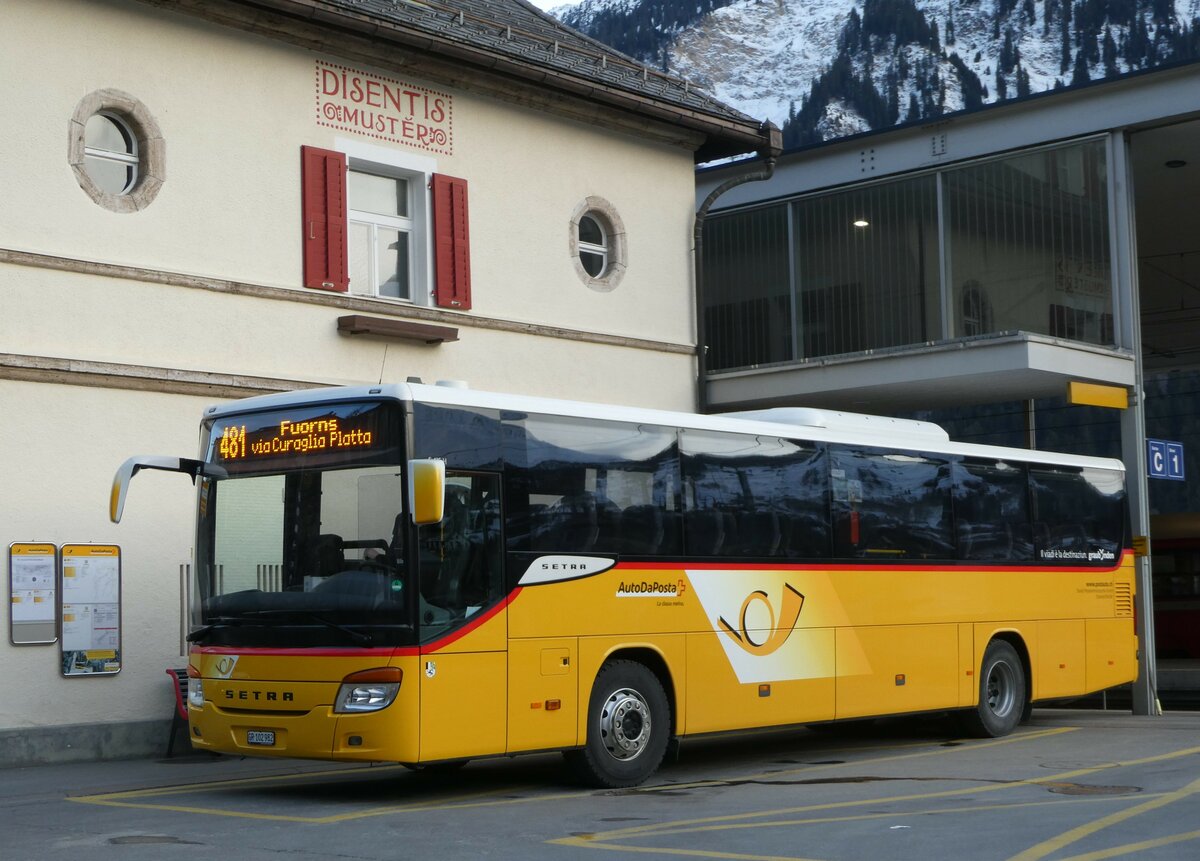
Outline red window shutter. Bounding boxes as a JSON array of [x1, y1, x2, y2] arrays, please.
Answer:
[[432, 173, 471, 310], [301, 146, 348, 292]]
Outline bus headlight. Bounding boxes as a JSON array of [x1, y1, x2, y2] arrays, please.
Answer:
[[187, 671, 204, 710], [334, 667, 403, 713]]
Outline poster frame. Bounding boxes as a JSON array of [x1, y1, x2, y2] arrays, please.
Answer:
[[58, 544, 122, 677], [8, 542, 59, 645]]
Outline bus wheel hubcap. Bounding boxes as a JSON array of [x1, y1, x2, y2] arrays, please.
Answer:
[[601, 688, 651, 761], [986, 661, 1016, 717]]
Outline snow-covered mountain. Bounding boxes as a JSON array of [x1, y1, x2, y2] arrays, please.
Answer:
[[557, 0, 1200, 146]]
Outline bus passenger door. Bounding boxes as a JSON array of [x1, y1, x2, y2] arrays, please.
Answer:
[[418, 473, 508, 762]]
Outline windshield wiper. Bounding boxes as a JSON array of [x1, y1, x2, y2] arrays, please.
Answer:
[[186, 615, 245, 644], [241, 610, 375, 646]]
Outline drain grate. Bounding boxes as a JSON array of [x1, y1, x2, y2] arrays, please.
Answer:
[[1042, 782, 1142, 796], [108, 836, 201, 845]]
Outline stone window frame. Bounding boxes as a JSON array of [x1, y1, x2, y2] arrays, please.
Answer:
[[69, 89, 165, 213], [569, 196, 626, 291]]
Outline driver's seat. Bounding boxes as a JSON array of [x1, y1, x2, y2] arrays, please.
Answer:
[[315, 533, 345, 580]]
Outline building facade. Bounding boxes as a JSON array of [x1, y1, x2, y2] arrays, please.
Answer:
[[0, 0, 772, 763], [698, 61, 1200, 711]]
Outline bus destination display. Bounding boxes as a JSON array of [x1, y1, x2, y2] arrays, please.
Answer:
[[206, 402, 399, 473], [218, 417, 375, 460]]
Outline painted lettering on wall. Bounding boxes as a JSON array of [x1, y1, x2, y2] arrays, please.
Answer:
[[315, 60, 453, 155]]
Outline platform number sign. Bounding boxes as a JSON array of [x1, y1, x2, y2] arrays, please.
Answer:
[[1147, 439, 1185, 481]]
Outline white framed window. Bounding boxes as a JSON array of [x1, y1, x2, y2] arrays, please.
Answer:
[[84, 113, 138, 195], [340, 140, 434, 304], [349, 169, 414, 300], [570, 197, 626, 291], [577, 214, 608, 278]]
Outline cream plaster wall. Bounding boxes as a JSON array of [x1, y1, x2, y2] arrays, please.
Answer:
[[1, 0, 706, 739], [0, 381, 207, 729], [2, 0, 699, 348]]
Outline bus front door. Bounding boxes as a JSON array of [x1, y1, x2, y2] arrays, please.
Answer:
[[417, 472, 507, 763]]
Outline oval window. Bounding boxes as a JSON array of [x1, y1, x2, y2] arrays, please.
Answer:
[[84, 113, 139, 195], [577, 214, 608, 278]]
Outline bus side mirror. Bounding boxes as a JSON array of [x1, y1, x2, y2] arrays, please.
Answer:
[[109, 456, 224, 523], [408, 459, 445, 525]]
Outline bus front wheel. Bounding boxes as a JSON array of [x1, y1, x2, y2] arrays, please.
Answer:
[[568, 660, 670, 788], [964, 639, 1026, 738]]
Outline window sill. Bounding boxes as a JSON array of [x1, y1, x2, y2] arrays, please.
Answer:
[[336, 315, 458, 344]]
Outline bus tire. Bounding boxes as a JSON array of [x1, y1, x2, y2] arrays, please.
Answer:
[[568, 660, 670, 788], [963, 640, 1026, 738]]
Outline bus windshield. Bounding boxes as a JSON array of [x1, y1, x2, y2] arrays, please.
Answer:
[[193, 464, 416, 648], [192, 401, 417, 648]]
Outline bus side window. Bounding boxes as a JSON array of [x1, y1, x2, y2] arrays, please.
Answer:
[[680, 431, 829, 560], [1029, 466, 1125, 563], [830, 447, 953, 560], [952, 460, 1034, 562]]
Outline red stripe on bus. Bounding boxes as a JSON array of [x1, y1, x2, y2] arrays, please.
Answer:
[[422, 587, 523, 654]]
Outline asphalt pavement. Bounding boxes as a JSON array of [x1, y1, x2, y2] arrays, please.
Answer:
[[3, 708, 1199, 860]]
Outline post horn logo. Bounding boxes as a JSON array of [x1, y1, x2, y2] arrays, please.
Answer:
[[718, 583, 805, 656]]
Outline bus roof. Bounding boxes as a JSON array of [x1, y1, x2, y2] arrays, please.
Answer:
[[205, 382, 1125, 473]]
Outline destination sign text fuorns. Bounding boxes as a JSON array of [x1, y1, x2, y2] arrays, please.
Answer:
[[205, 401, 400, 474], [217, 417, 374, 462], [315, 60, 453, 155]]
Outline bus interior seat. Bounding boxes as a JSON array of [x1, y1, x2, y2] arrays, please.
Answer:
[[657, 510, 683, 556], [735, 510, 781, 557], [620, 504, 663, 555], [684, 508, 725, 556], [547, 491, 602, 551], [315, 534, 345, 579]]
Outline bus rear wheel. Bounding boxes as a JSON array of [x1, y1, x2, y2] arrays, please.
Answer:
[[963, 640, 1026, 738], [568, 660, 670, 788]]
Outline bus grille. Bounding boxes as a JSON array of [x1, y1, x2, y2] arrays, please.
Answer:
[[1114, 581, 1133, 617]]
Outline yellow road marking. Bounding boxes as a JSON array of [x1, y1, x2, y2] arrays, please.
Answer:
[[1006, 774, 1200, 861], [550, 795, 1156, 860], [66, 726, 1070, 823], [1056, 827, 1200, 861], [555, 739, 1200, 858], [616, 792, 1155, 838], [69, 759, 589, 824], [633, 726, 1076, 795]]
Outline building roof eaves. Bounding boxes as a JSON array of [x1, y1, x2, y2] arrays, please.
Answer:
[[244, 0, 769, 157]]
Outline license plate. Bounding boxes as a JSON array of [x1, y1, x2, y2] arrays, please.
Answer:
[[246, 730, 275, 746]]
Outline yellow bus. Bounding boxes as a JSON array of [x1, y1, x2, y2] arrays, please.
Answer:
[[111, 382, 1137, 787]]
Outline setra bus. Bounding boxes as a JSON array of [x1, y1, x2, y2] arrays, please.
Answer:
[[110, 381, 1137, 787]]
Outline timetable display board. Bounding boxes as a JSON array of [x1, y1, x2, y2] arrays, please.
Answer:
[[9, 543, 58, 645], [59, 545, 122, 677]]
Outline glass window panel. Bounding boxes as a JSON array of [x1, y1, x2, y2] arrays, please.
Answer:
[[794, 175, 939, 360], [376, 228, 409, 299], [349, 221, 371, 295], [1030, 465, 1125, 563], [503, 415, 680, 556], [85, 114, 134, 154], [349, 171, 408, 217], [701, 203, 792, 371], [580, 250, 605, 277], [417, 472, 503, 641], [83, 155, 134, 195], [830, 447, 954, 560], [945, 140, 1112, 346], [579, 215, 605, 246], [681, 431, 829, 559], [952, 460, 1034, 561]]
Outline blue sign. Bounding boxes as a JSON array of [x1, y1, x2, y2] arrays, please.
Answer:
[[1148, 439, 1185, 481]]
